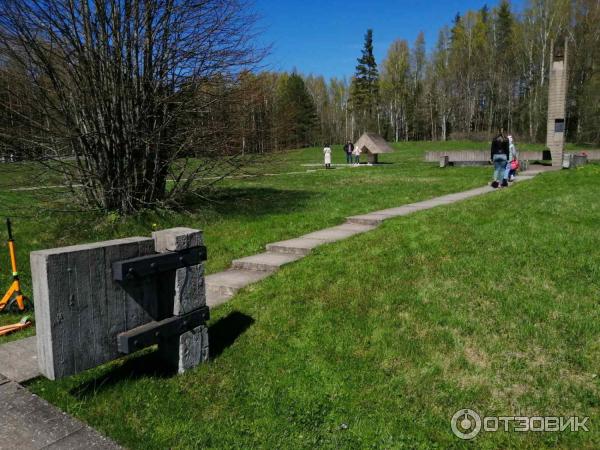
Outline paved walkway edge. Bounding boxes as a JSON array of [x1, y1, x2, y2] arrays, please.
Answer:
[[0, 379, 121, 449]]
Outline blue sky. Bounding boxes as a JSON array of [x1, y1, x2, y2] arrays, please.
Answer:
[[254, 0, 525, 79]]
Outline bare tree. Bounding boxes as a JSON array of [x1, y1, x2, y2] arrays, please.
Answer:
[[0, 0, 263, 213]]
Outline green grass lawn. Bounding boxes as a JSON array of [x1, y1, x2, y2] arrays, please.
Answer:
[[0, 141, 503, 341], [24, 163, 600, 449], [1, 141, 598, 448]]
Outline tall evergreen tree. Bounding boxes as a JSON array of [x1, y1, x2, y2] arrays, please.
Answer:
[[350, 29, 380, 134]]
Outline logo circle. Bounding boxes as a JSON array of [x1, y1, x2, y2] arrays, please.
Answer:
[[451, 409, 482, 440]]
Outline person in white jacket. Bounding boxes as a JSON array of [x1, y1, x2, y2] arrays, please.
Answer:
[[505, 135, 519, 181], [352, 145, 361, 165], [323, 144, 332, 169]]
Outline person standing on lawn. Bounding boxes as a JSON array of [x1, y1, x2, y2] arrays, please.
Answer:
[[505, 135, 519, 182], [490, 130, 509, 188], [353, 144, 361, 165], [344, 140, 354, 164], [323, 144, 332, 169]]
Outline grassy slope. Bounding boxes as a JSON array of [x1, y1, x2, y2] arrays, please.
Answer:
[[0, 141, 502, 341], [25, 164, 600, 448]]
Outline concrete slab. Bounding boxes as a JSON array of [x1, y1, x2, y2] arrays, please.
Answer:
[[0, 381, 121, 449], [266, 238, 325, 255], [43, 426, 122, 449], [345, 214, 390, 226], [206, 269, 273, 297], [31, 237, 156, 380], [206, 290, 234, 308], [374, 205, 423, 217], [301, 227, 365, 243], [0, 336, 40, 383], [231, 252, 304, 272], [152, 227, 203, 252], [408, 199, 449, 208], [334, 223, 378, 232]]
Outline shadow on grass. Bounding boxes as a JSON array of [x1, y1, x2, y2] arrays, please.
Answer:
[[69, 350, 176, 398], [185, 187, 314, 217], [69, 311, 254, 398], [209, 311, 254, 359]]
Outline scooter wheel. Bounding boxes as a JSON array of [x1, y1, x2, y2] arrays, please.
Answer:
[[7, 296, 33, 314]]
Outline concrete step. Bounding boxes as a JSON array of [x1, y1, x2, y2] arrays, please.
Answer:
[[346, 213, 390, 226], [374, 205, 423, 217], [231, 252, 304, 272], [301, 225, 374, 243], [205, 269, 273, 297], [0, 336, 40, 383], [266, 238, 324, 256], [206, 289, 234, 308], [334, 223, 378, 232]]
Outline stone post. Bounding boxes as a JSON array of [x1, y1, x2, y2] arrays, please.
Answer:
[[153, 228, 209, 373]]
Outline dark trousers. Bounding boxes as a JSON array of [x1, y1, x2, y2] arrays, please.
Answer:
[[346, 153, 353, 164]]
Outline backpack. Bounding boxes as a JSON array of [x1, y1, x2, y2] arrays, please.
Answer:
[[510, 160, 519, 170]]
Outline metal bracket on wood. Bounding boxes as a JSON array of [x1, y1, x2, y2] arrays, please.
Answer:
[[117, 306, 210, 354], [112, 246, 207, 282]]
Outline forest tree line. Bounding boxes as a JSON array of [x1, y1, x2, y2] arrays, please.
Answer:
[[213, 0, 600, 152], [1, 0, 598, 164]]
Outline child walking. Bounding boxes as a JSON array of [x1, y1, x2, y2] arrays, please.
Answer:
[[505, 135, 519, 182], [352, 145, 361, 165]]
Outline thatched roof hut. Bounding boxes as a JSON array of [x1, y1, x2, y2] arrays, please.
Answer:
[[354, 133, 394, 163]]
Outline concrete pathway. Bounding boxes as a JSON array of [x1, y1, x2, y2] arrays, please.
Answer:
[[0, 336, 38, 383], [0, 376, 121, 449]]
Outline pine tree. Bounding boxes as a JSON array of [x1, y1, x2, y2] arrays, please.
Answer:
[[495, 0, 513, 63], [350, 29, 379, 134], [450, 13, 463, 44]]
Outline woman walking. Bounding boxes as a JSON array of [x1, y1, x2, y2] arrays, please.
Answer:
[[490, 131, 509, 188], [323, 144, 332, 169]]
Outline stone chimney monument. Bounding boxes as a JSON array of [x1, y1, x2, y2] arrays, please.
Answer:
[[546, 40, 568, 167]]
